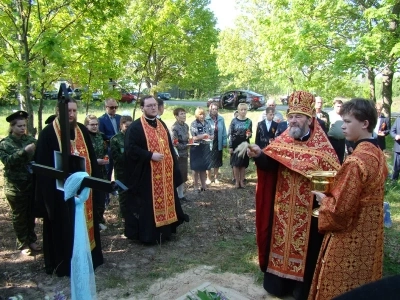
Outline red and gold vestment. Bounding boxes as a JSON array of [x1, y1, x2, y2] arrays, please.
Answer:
[[256, 119, 340, 281], [309, 140, 388, 299]]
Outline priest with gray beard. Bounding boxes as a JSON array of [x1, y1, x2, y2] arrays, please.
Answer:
[[246, 91, 340, 300]]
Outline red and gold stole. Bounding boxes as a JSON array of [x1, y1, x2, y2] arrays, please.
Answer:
[[262, 119, 340, 281], [141, 116, 178, 227], [53, 118, 96, 250]]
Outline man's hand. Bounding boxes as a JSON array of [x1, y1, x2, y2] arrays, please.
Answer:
[[396, 135, 400, 141], [311, 191, 327, 205], [247, 144, 262, 158], [97, 158, 109, 165], [152, 152, 164, 161], [378, 131, 385, 136], [24, 143, 35, 154]]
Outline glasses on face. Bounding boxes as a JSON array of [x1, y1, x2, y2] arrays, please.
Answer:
[[107, 106, 118, 110], [144, 104, 158, 108]]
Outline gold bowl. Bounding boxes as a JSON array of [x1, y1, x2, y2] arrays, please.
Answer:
[[307, 171, 337, 193]]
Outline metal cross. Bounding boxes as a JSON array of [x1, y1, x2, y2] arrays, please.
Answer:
[[31, 83, 126, 194]]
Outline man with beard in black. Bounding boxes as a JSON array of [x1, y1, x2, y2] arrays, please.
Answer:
[[124, 95, 189, 244], [35, 99, 103, 276]]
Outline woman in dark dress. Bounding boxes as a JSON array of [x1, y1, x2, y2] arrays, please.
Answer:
[[229, 103, 252, 188], [189, 107, 213, 192]]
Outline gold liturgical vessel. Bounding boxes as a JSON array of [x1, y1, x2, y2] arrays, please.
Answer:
[[307, 171, 337, 217]]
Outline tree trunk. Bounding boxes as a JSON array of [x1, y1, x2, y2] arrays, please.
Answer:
[[382, 66, 394, 118], [367, 68, 376, 102]]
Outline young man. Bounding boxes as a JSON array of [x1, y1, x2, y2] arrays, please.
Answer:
[[123, 95, 189, 243], [310, 98, 388, 299], [258, 99, 284, 123], [255, 107, 278, 149]]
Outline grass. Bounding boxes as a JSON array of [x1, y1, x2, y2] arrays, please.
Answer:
[[0, 100, 398, 298], [382, 137, 400, 276]]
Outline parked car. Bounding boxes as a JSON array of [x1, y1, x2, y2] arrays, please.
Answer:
[[92, 90, 103, 101], [120, 90, 136, 103], [43, 90, 58, 100], [219, 90, 265, 110], [72, 88, 103, 101], [206, 94, 221, 107], [157, 92, 171, 100], [280, 95, 289, 105]]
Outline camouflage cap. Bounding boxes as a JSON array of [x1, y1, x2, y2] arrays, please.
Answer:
[[6, 110, 29, 122], [288, 91, 315, 118]]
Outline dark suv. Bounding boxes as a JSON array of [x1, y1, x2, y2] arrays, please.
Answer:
[[157, 92, 171, 100], [220, 90, 265, 110]]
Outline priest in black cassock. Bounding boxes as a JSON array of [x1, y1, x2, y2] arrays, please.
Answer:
[[35, 100, 103, 277], [124, 95, 189, 244]]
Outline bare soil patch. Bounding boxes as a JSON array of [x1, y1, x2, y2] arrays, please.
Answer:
[[0, 165, 281, 299]]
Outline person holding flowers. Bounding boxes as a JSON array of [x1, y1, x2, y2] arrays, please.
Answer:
[[171, 108, 190, 202], [228, 103, 252, 188], [189, 107, 213, 192]]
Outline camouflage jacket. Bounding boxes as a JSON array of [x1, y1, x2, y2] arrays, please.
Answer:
[[0, 134, 36, 183], [110, 131, 125, 178], [89, 131, 108, 179]]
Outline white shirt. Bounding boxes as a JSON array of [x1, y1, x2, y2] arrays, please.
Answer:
[[265, 119, 271, 131]]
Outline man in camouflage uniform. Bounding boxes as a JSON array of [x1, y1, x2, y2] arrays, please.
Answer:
[[110, 115, 132, 218], [0, 111, 39, 254]]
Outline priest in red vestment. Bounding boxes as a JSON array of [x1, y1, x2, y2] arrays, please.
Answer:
[[247, 91, 340, 300], [124, 95, 189, 244]]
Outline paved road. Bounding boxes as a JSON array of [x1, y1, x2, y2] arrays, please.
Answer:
[[166, 99, 269, 111]]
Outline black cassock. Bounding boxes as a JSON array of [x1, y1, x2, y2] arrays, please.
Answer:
[[34, 122, 103, 277], [124, 117, 188, 244]]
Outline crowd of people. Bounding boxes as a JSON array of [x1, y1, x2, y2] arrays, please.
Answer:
[[0, 91, 396, 299]]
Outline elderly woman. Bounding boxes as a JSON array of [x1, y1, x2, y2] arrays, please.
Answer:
[[171, 108, 190, 201], [84, 114, 109, 230], [0, 111, 39, 255], [205, 102, 227, 184], [110, 114, 133, 218], [229, 103, 252, 188], [190, 107, 213, 192]]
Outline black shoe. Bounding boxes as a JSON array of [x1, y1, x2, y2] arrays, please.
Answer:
[[200, 188, 206, 191]]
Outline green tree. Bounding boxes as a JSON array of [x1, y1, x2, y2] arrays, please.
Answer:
[[0, 0, 125, 134], [117, 0, 219, 97]]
